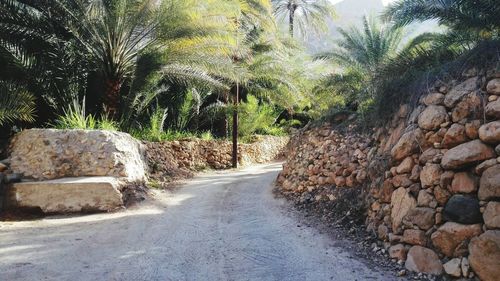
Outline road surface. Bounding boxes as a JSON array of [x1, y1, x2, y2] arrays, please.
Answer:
[[0, 163, 396, 281]]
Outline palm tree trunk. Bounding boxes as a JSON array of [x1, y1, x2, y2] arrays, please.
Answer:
[[289, 9, 295, 37], [103, 78, 122, 119], [232, 83, 239, 168]]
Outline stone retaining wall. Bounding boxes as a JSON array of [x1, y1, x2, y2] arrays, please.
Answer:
[[145, 136, 288, 184], [277, 70, 500, 280]]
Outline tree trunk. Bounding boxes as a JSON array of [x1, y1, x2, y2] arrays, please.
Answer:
[[232, 84, 239, 168], [289, 8, 295, 37], [103, 78, 122, 119]]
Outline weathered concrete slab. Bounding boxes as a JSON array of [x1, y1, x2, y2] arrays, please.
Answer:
[[8, 177, 124, 213]]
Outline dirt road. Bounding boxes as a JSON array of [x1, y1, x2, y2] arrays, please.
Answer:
[[0, 163, 396, 281]]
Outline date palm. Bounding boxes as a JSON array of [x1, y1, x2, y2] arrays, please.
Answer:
[[271, 0, 335, 38], [383, 0, 500, 36], [319, 15, 403, 77]]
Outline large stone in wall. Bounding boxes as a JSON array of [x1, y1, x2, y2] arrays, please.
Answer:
[[484, 202, 500, 229], [479, 121, 500, 144], [9, 129, 147, 182], [468, 230, 500, 281], [443, 195, 482, 224], [391, 129, 423, 161], [405, 246, 443, 275], [418, 105, 449, 130], [444, 77, 479, 108], [479, 165, 500, 201], [431, 222, 482, 257], [391, 187, 417, 233], [441, 140, 495, 169]]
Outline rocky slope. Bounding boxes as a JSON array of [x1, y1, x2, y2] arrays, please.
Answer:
[[277, 69, 500, 280]]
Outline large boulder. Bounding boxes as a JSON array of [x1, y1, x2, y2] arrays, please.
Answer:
[[468, 230, 500, 281], [7, 177, 124, 213], [391, 187, 417, 233], [443, 195, 482, 224], [444, 77, 479, 108], [441, 140, 495, 169], [479, 165, 500, 201], [431, 222, 482, 257], [479, 121, 500, 144], [418, 105, 449, 130], [405, 246, 443, 275], [484, 202, 500, 229], [9, 129, 147, 182]]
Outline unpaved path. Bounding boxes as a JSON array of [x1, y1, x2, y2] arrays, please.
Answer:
[[0, 163, 396, 281]]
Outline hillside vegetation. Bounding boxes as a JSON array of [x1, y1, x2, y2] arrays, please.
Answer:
[[0, 0, 498, 141]]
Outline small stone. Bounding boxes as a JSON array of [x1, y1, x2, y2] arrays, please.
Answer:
[[484, 201, 500, 229], [378, 224, 389, 240], [485, 99, 500, 118], [486, 78, 500, 94], [475, 159, 498, 175], [461, 257, 470, 277], [434, 185, 451, 206], [442, 124, 467, 148], [479, 121, 500, 144], [443, 258, 462, 277], [420, 163, 442, 187], [417, 190, 437, 207], [419, 148, 442, 164], [479, 165, 500, 200], [403, 229, 427, 246], [397, 269, 406, 277], [450, 172, 478, 194], [405, 246, 443, 275], [489, 95, 499, 102], [0, 162, 7, 172], [423, 93, 445, 106], [443, 195, 482, 224], [403, 207, 435, 230], [465, 120, 481, 139], [396, 157, 414, 174], [389, 244, 407, 261]]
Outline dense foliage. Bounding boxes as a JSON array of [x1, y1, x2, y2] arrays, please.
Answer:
[[1, 0, 499, 139]]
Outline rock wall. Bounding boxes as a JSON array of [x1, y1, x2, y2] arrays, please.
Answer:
[[277, 71, 500, 280], [146, 135, 288, 184], [9, 129, 148, 183]]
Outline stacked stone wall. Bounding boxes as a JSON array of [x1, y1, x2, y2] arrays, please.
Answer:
[[277, 69, 500, 280]]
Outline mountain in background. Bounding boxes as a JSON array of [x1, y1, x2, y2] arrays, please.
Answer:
[[303, 0, 438, 54]]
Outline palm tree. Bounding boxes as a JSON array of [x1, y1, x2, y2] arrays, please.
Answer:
[[383, 0, 500, 36], [271, 0, 335, 37], [0, 0, 88, 114], [319, 15, 403, 78], [0, 82, 36, 126]]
